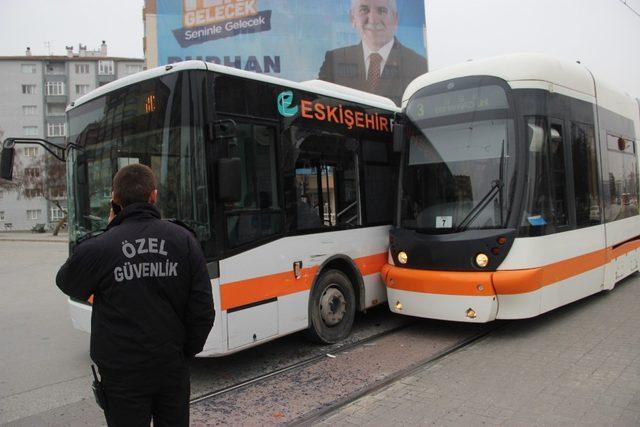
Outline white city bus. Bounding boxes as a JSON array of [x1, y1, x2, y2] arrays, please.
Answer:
[[10, 61, 400, 355], [385, 53, 640, 322]]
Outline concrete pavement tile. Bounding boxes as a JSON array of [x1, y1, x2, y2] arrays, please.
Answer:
[[617, 409, 640, 426], [439, 409, 501, 426], [551, 396, 593, 419], [580, 403, 625, 424]]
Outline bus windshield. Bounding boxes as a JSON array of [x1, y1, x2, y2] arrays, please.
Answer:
[[400, 82, 515, 233], [66, 71, 211, 244]]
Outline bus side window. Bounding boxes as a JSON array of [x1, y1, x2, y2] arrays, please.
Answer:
[[292, 134, 359, 231], [362, 139, 396, 225], [224, 123, 283, 248]]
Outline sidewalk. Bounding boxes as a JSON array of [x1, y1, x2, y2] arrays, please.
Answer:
[[319, 275, 640, 426], [0, 231, 68, 243]]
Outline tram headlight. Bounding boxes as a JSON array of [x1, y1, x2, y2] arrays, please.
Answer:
[[397, 251, 408, 264], [475, 253, 489, 268]]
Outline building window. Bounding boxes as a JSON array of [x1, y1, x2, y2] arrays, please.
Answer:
[[47, 103, 66, 116], [21, 63, 36, 73], [75, 84, 90, 95], [47, 123, 66, 137], [26, 209, 41, 220], [50, 207, 65, 221], [25, 188, 43, 198], [45, 81, 65, 96], [50, 187, 66, 198], [0, 190, 3, 200], [45, 63, 65, 75], [24, 147, 38, 157], [98, 60, 114, 75], [75, 64, 90, 74], [125, 64, 143, 74], [24, 168, 41, 178], [22, 84, 36, 94], [22, 105, 37, 116], [23, 126, 38, 137], [0, 211, 5, 221]]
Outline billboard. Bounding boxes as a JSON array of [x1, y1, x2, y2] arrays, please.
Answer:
[[155, 0, 428, 104]]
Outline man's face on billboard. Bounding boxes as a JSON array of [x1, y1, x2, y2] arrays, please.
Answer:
[[351, 0, 398, 51]]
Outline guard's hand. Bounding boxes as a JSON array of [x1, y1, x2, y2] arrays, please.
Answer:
[[108, 206, 116, 224]]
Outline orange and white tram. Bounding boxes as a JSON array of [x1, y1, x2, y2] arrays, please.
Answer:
[[384, 53, 640, 322]]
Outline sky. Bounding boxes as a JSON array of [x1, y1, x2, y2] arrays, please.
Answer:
[[0, 0, 639, 98]]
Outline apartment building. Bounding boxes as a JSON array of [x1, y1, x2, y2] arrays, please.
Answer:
[[0, 42, 144, 231]]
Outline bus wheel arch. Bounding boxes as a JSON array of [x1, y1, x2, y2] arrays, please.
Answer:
[[307, 256, 363, 344]]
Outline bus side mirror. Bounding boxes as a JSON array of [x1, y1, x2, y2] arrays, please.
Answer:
[[1, 141, 15, 181], [217, 158, 241, 203], [393, 123, 404, 153]]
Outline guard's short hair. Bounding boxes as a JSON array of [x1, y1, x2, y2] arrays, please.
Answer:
[[112, 163, 157, 207]]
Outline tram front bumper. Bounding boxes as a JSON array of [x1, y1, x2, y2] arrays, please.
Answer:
[[382, 264, 499, 322]]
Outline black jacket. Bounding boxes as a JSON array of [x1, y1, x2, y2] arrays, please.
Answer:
[[56, 203, 215, 371]]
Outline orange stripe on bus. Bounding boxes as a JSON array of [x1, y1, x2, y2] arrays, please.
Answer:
[[220, 266, 318, 311], [355, 253, 388, 276], [385, 240, 640, 297], [220, 252, 387, 311]]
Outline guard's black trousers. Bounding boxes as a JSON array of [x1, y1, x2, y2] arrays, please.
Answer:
[[99, 363, 190, 427]]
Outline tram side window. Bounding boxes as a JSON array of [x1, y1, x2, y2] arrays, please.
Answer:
[[521, 117, 568, 235], [604, 134, 638, 222], [224, 123, 283, 248], [571, 123, 601, 227]]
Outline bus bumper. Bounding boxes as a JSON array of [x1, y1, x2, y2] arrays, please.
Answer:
[[382, 264, 498, 322], [68, 299, 92, 333]]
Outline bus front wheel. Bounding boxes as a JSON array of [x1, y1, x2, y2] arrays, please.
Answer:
[[308, 269, 356, 344]]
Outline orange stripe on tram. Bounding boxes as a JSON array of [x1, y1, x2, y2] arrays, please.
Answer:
[[385, 240, 640, 297], [220, 252, 387, 311]]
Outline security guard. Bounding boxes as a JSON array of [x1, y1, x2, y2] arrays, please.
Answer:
[[56, 163, 215, 426]]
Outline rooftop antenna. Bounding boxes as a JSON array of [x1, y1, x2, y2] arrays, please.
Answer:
[[44, 41, 52, 55]]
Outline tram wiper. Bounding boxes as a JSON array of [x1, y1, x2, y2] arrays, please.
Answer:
[[456, 179, 503, 232], [456, 139, 506, 232]]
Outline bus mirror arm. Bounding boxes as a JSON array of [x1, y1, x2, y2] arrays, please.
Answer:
[[1, 137, 73, 181]]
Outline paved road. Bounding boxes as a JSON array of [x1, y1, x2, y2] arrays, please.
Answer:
[[319, 274, 640, 426], [0, 240, 92, 424]]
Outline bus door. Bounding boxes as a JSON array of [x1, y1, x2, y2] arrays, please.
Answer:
[[221, 121, 282, 350]]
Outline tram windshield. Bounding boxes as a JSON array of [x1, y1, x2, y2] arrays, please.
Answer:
[[400, 82, 515, 233], [66, 71, 211, 244]]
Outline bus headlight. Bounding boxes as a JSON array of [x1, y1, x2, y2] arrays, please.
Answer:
[[397, 251, 408, 264], [475, 253, 489, 268]]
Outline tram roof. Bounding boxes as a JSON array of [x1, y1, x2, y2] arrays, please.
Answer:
[[403, 53, 638, 123], [403, 53, 596, 105], [68, 60, 399, 112]]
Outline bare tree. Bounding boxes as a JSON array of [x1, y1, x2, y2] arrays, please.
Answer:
[[0, 147, 68, 235]]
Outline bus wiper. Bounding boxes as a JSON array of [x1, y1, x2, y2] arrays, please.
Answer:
[[456, 179, 503, 232]]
